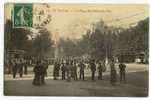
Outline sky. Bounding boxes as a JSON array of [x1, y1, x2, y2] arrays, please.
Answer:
[[5, 3, 148, 40]]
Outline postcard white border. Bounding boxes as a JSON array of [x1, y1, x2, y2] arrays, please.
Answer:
[[0, 0, 149, 100]]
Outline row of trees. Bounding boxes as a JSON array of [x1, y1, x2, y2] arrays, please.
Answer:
[[4, 20, 53, 59], [4, 17, 148, 61], [117, 18, 149, 54], [58, 18, 149, 61]]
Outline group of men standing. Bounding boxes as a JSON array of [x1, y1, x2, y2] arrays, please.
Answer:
[[52, 59, 105, 82], [109, 61, 126, 86], [52, 59, 127, 85], [53, 61, 79, 81], [7, 58, 28, 78], [7, 57, 126, 86], [32, 60, 49, 85]]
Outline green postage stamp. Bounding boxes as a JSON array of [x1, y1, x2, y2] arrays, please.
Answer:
[[13, 4, 32, 28]]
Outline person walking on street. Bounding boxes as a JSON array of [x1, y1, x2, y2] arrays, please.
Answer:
[[72, 62, 78, 80], [44, 60, 49, 77], [61, 63, 66, 80], [79, 62, 86, 80], [53, 61, 60, 80], [33, 61, 41, 85], [97, 62, 103, 80], [24, 59, 28, 75], [110, 61, 117, 86], [19, 58, 23, 78], [66, 61, 72, 82], [89, 60, 96, 81], [12, 58, 17, 78], [119, 62, 126, 83], [40, 60, 47, 85]]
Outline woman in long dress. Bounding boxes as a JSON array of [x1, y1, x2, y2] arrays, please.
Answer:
[[110, 61, 117, 86]]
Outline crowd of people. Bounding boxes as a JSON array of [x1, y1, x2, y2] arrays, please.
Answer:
[[32, 60, 48, 85], [32, 58, 126, 86], [5, 57, 126, 86], [5, 57, 28, 78]]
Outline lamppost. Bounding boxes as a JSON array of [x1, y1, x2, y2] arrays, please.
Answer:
[[54, 29, 60, 59], [104, 26, 109, 65]]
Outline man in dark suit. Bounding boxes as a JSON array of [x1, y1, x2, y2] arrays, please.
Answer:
[[119, 62, 126, 83]]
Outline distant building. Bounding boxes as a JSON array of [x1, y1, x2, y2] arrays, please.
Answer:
[[115, 49, 148, 63], [135, 52, 149, 64], [115, 49, 135, 63]]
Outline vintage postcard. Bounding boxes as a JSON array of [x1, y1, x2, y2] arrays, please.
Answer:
[[4, 3, 149, 96]]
